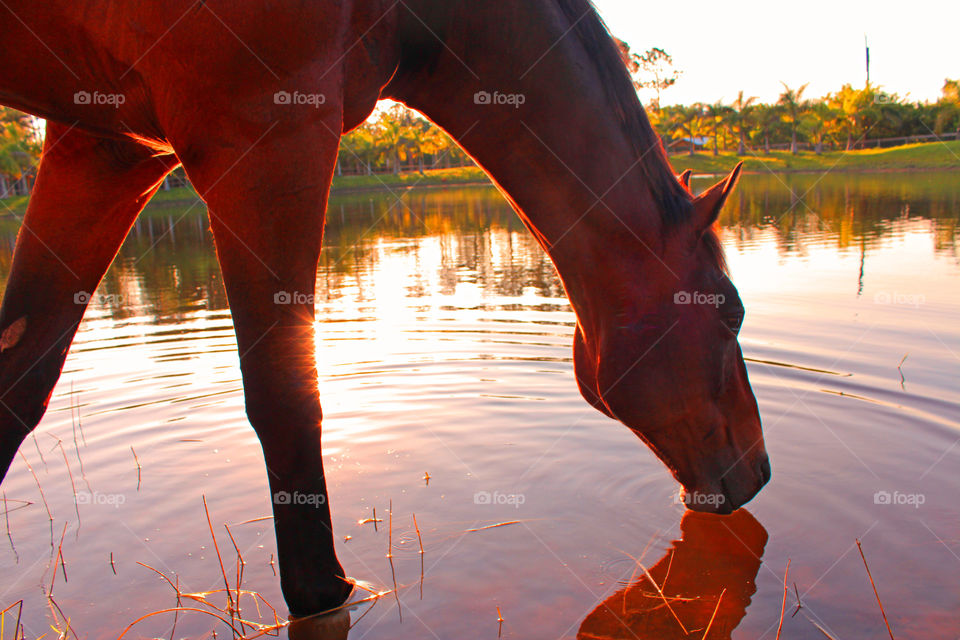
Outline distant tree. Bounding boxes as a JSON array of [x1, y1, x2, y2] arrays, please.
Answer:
[[705, 102, 731, 156], [669, 104, 709, 156], [0, 107, 42, 195], [616, 41, 681, 110], [935, 78, 960, 135], [752, 103, 784, 153], [729, 91, 757, 155], [778, 83, 809, 154], [827, 84, 876, 149], [802, 101, 835, 154]]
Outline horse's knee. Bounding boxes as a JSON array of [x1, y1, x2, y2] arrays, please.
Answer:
[[0, 337, 66, 479], [1, 350, 63, 428]]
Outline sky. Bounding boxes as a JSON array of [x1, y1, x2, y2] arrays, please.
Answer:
[[591, 0, 956, 106]]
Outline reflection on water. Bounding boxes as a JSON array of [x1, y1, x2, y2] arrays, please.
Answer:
[[578, 510, 767, 640], [0, 172, 958, 638]]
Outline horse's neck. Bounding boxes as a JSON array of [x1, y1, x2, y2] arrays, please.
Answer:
[[385, 0, 670, 324]]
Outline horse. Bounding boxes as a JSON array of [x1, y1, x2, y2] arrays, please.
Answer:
[[0, 0, 770, 617]]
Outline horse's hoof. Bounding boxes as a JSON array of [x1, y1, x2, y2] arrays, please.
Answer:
[[287, 609, 350, 640], [287, 578, 380, 639]]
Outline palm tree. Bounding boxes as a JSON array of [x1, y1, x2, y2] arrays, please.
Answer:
[[670, 104, 708, 156], [803, 102, 835, 154], [778, 82, 809, 154], [705, 102, 731, 156], [935, 78, 960, 136], [828, 84, 875, 150], [752, 104, 782, 154], [729, 91, 757, 155]]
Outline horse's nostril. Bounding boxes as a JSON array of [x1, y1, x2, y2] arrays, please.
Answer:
[[758, 457, 772, 484]]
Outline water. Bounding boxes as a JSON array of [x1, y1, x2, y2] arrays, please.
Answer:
[[0, 172, 958, 639]]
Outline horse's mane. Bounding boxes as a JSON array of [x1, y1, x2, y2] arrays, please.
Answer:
[[553, 0, 695, 231]]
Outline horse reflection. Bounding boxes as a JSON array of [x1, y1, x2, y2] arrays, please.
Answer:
[[578, 509, 768, 640], [286, 609, 350, 640]]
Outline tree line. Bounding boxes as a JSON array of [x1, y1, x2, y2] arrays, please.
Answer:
[[1, 65, 958, 191], [649, 80, 960, 156], [616, 41, 960, 156]]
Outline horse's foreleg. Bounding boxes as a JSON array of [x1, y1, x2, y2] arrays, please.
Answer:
[[0, 123, 177, 479], [176, 111, 349, 614]]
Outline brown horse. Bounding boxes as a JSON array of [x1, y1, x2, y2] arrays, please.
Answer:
[[0, 0, 769, 616]]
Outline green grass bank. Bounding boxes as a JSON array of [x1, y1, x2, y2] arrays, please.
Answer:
[[1, 142, 957, 214]]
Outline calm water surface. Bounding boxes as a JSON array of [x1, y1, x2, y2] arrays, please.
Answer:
[[1, 172, 958, 639]]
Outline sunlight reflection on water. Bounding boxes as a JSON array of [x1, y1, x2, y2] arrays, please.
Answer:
[[0, 172, 958, 638]]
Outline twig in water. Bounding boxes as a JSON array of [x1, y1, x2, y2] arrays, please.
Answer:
[[130, 447, 141, 491], [171, 574, 181, 640], [56, 441, 81, 529], [856, 539, 896, 640], [69, 382, 92, 493], [268, 553, 276, 577], [110, 552, 117, 575], [31, 432, 46, 472], [464, 521, 520, 533], [386, 500, 401, 622], [635, 558, 688, 635], [49, 522, 69, 595], [701, 588, 725, 640], [808, 619, 839, 639], [659, 547, 675, 593], [1, 600, 24, 640], [71, 381, 87, 447], [3, 491, 18, 563], [358, 512, 383, 528], [413, 513, 424, 599], [18, 451, 53, 545], [17, 451, 51, 522], [224, 523, 246, 635], [897, 353, 908, 388], [496, 606, 504, 638], [776, 559, 791, 640], [386, 500, 393, 559], [46, 594, 79, 640], [791, 582, 803, 617], [202, 496, 236, 629]]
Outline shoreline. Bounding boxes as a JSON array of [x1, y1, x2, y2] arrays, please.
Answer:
[[1, 141, 957, 213]]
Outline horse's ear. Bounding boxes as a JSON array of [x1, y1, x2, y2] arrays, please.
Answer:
[[691, 162, 743, 233], [677, 169, 692, 191]]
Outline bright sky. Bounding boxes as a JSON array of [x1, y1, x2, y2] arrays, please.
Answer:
[[591, 0, 956, 106]]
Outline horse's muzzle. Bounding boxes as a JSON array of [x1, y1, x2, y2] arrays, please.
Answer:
[[682, 453, 771, 514]]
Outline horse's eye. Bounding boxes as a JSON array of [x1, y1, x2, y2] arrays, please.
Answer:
[[723, 308, 744, 335]]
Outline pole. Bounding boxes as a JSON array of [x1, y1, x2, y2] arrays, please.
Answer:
[[865, 35, 870, 86]]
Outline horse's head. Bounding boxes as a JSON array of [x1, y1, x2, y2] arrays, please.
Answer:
[[574, 163, 769, 514]]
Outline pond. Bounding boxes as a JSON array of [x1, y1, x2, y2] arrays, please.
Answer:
[[1, 171, 958, 639]]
